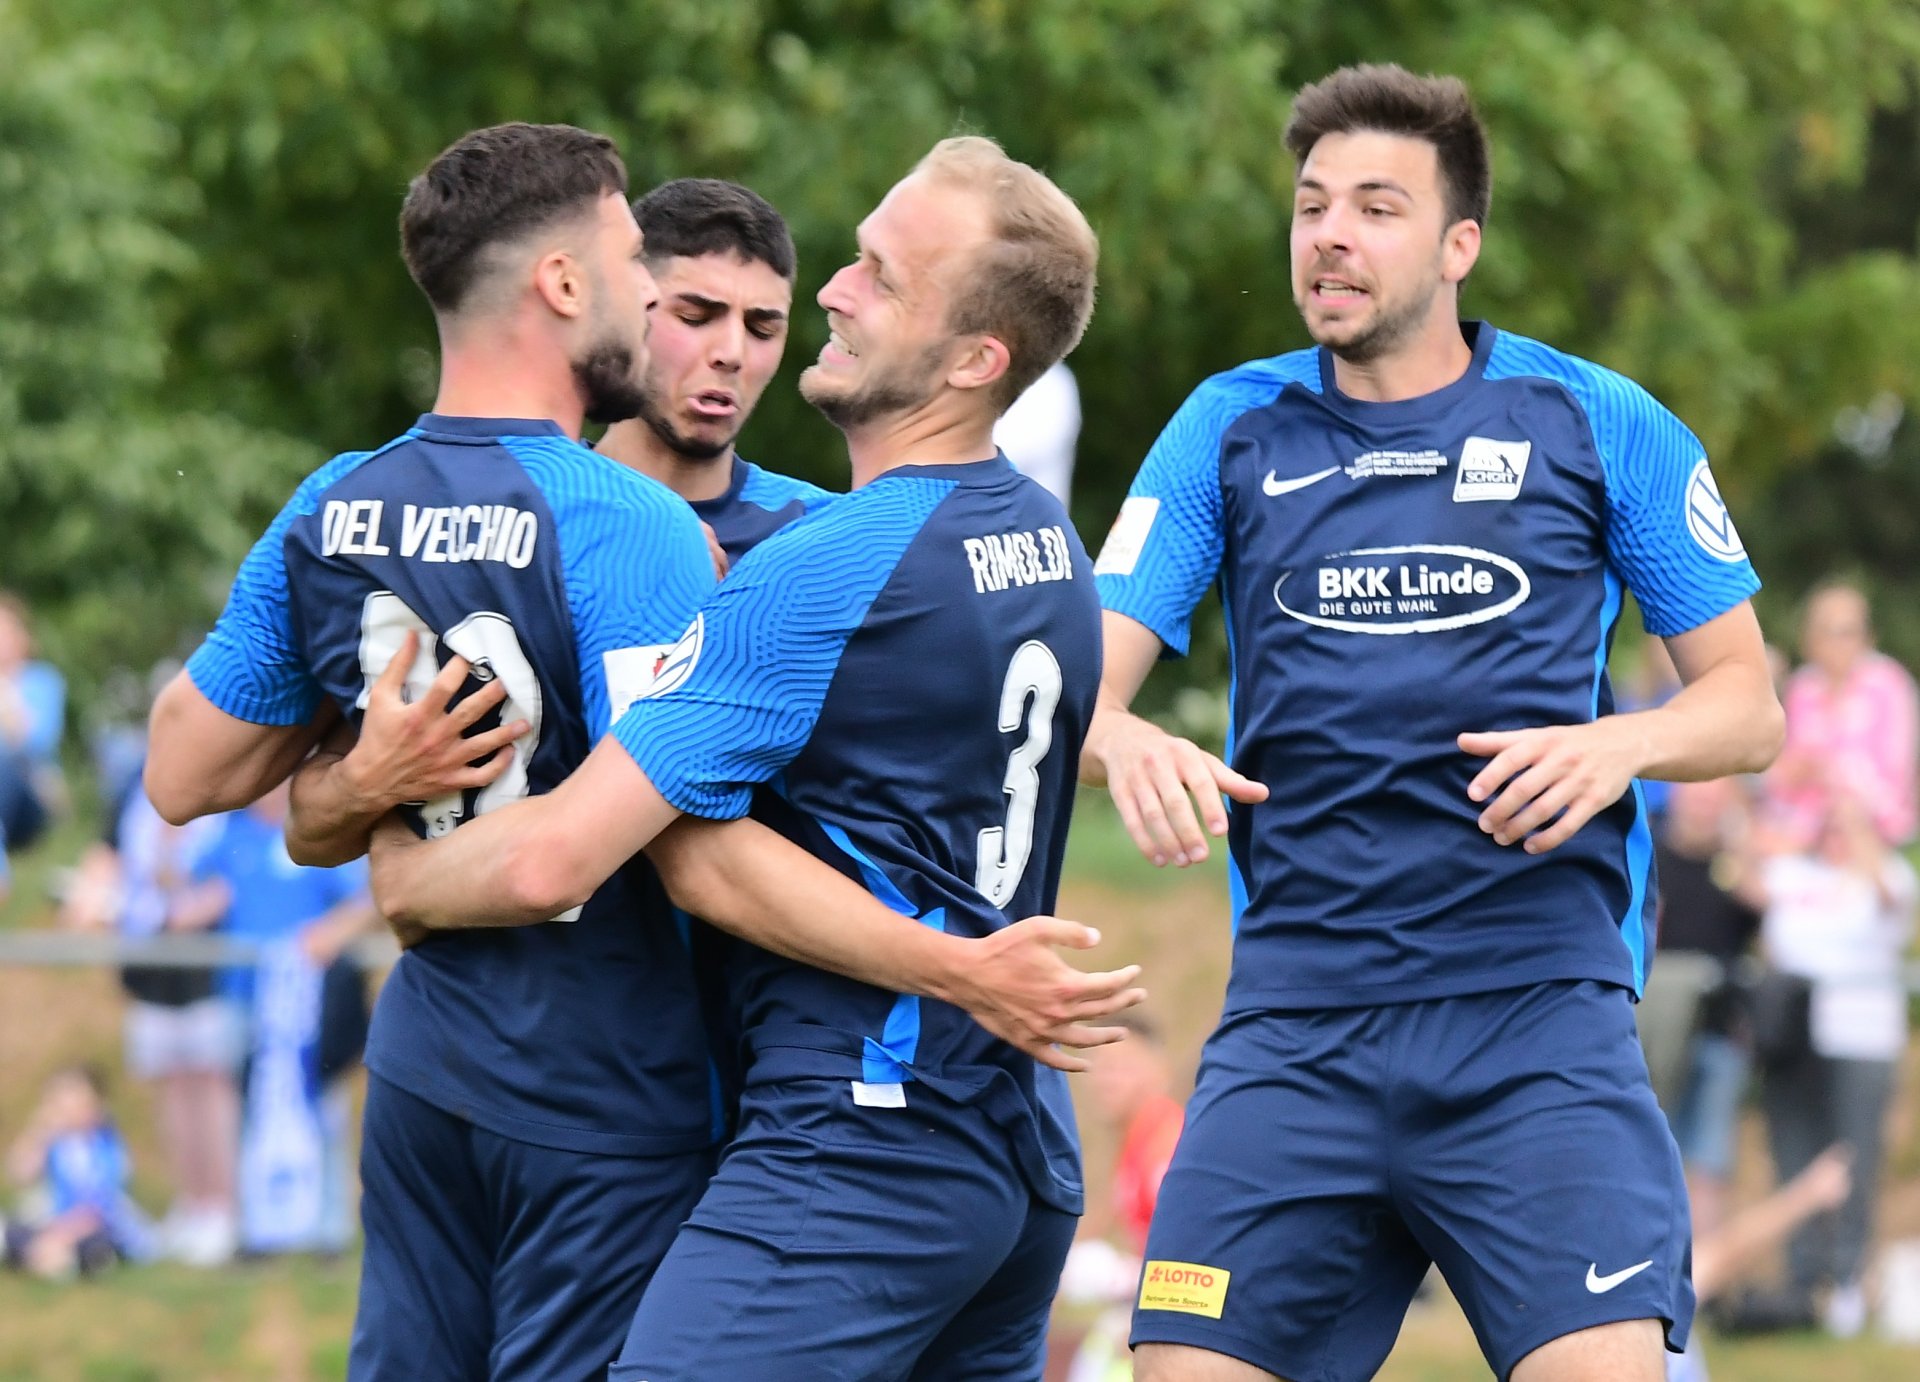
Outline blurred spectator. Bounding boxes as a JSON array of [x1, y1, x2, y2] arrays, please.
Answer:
[[0, 591, 66, 856], [1672, 1146, 1852, 1381], [1617, 638, 1682, 826], [61, 779, 242, 1268], [1059, 1012, 1185, 1382], [993, 360, 1080, 507], [1765, 580, 1918, 847], [3, 1065, 152, 1279], [1750, 794, 1915, 1336], [197, 782, 377, 1255], [1638, 779, 1761, 1235]]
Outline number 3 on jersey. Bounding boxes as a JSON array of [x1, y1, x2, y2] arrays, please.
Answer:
[[356, 591, 544, 838], [976, 640, 1064, 908]]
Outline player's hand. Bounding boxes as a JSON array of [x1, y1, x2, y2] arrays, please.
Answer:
[[700, 522, 729, 581], [1086, 707, 1266, 867], [368, 815, 431, 949], [343, 631, 529, 813], [1458, 717, 1650, 854], [943, 917, 1146, 1073]]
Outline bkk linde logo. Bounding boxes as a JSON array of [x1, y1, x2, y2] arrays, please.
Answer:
[[1275, 544, 1531, 634]]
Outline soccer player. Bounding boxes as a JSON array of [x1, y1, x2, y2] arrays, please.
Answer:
[[1085, 66, 1785, 1382], [147, 124, 1130, 1380], [597, 178, 835, 567], [367, 134, 1105, 1380]]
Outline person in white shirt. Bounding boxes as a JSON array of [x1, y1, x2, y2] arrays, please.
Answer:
[[991, 359, 1080, 506], [1751, 793, 1915, 1335]]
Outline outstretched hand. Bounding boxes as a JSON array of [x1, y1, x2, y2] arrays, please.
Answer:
[[944, 916, 1146, 1072], [343, 630, 530, 811], [1458, 716, 1649, 855], [1088, 709, 1266, 867]]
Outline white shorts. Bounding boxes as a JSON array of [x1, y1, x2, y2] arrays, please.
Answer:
[[125, 998, 245, 1078]]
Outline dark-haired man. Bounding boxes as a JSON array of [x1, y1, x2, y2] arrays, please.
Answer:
[[1087, 65, 1784, 1382], [598, 178, 834, 566], [369, 134, 1113, 1381], [147, 125, 1135, 1379]]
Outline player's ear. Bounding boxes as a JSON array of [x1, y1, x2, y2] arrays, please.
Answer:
[[1441, 218, 1481, 287], [947, 333, 1011, 396], [533, 249, 587, 320]]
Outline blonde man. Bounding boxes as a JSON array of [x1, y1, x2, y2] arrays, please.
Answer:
[[368, 137, 1121, 1380]]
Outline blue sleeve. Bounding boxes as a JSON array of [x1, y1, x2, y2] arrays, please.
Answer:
[[611, 477, 952, 819], [1094, 378, 1232, 657], [1588, 377, 1762, 636], [18, 663, 65, 760], [508, 440, 718, 735], [184, 450, 375, 726], [740, 463, 838, 516]]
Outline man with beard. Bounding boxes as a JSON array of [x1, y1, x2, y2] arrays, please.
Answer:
[[597, 178, 834, 569], [366, 135, 1108, 1381], [1086, 66, 1783, 1382]]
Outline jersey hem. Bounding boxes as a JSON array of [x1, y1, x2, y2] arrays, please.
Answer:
[[364, 1053, 720, 1159], [1222, 960, 1637, 1013]]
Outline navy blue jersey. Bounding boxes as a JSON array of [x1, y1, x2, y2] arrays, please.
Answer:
[[186, 415, 719, 1155], [612, 455, 1101, 1212], [1097, 324, 1760, 1011], [690, 455, 836, 567]]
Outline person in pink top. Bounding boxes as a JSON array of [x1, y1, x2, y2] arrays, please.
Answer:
[[1766, 580, 1918, 847]]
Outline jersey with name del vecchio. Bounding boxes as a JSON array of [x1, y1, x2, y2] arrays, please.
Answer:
[[612, 455, 1101, 1212], [185, 415, 722, 1156], [1096, 323, 1760, 1012]]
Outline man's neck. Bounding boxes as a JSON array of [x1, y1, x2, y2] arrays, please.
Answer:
[[431, 321, 586, 439], [595, 422, 736, 503], [1329, 311, 1474, 404], [843, 400, 998, 489]]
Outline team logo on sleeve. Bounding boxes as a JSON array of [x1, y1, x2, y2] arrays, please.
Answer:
[[1684, 459, 1747, 562], [1093, 497, 1159, 577], [1453, 437, 1532, 502], [636, 614, 705, 700]]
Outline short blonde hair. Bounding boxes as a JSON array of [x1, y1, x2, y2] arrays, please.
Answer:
[[914, 136, 1098, 408]]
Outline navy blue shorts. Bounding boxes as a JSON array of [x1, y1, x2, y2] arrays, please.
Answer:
[[1132, 981, 1693, 1382], [348, 1075, 714, 1382], [610, 1076, 1077, 1382]]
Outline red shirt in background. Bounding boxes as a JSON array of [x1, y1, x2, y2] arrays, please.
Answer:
[[1112, 1093, 1184, 1252]]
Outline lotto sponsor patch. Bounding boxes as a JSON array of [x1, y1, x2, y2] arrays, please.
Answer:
[[1138, 1259, 1231, 1318]]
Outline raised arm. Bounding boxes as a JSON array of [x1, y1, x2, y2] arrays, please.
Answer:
[[145, 671, 332, 825], [647, 817, 1145, 1071]]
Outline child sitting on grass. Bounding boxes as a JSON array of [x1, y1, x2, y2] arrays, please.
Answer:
[[4, 1065, 151, 1278]]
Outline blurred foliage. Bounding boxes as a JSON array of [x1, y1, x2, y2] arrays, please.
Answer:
[[6, 0, 1920, 723]]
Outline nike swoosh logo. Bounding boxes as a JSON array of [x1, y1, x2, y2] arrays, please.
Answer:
[[1585, 1260, 1653, 1294], [1262, 466, 1341, 497]]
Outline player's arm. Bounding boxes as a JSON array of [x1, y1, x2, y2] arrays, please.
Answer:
[[370, 733, 674, 934], [1462, 604, 1782, 854], [1463, 392, 1781, 854], [1081, 612, 1265, 867], [1080, 378, 1274, 868], [145, 672, 333, 825], [646, 817, 1144, 1072], [148, 465, 349, 825], [283, 632, 528, 867]]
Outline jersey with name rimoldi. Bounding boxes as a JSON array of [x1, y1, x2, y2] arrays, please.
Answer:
[[691, 455, 836, 566], [1096, 324, 1760, 1011], [186, 415, 720, 1155], [612, 455, 1101, 1213]]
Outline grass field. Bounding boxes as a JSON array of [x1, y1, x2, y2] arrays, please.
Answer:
[[1, 792, 1916, 1378]]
